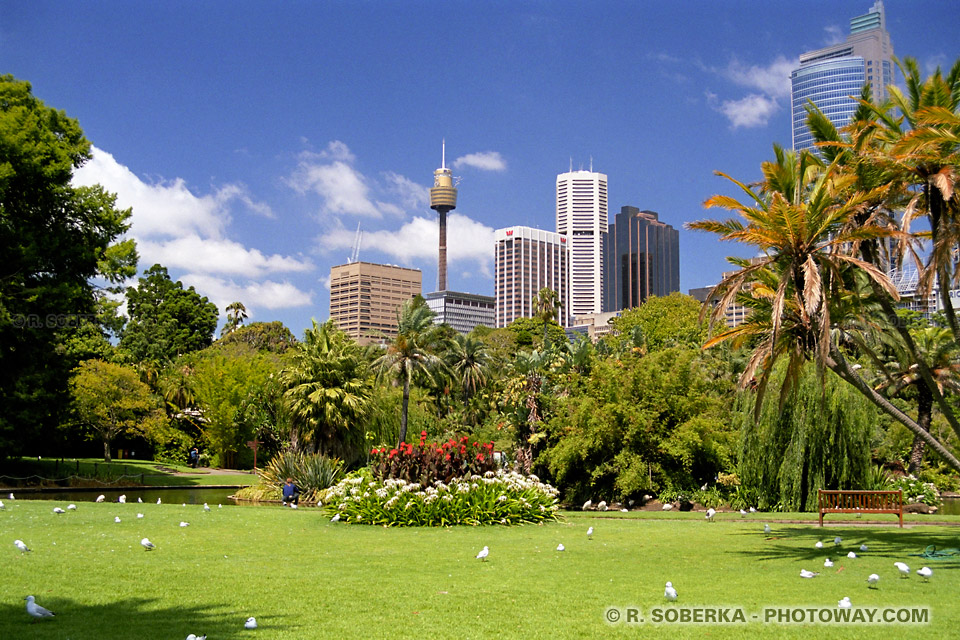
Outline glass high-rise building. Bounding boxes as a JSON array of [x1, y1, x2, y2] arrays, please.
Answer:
[[790, 1, 894, 152], [494, 226, 570, 328], [603, 206, 679, 312], [556, 170, 607, 318]]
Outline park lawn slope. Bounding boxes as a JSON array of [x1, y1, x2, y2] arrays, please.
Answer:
[[2, 501, 958, 639]]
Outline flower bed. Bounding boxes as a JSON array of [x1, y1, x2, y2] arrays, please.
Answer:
[[323, 470, 561, 526], [370, 433, 497, 485], [890, 474, 941, 507]]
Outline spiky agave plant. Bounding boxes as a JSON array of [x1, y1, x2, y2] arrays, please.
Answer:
[[254, 451, 344, 503]]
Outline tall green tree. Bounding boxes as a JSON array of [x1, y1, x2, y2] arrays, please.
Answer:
[[69, 359, 164, 462], [281, 320, 371, 457], [221, 301, 248, 336], [373, 300, 445, 448], [0, 75, 135, 458], [120, 264, 219, 363], [607, 292, 705, 353]]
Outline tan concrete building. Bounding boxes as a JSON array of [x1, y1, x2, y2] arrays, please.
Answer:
[[329, 262, 422, 345]]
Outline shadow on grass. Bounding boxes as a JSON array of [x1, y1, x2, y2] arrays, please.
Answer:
[[0, 597, 287, 639], [733, 523, 960, 568]]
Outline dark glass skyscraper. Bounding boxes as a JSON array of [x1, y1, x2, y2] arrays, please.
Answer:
[[602, 206, 679, 313]]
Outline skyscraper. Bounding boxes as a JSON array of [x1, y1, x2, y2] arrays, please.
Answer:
[[494, 226, 569, 328], [556, 169, 607, 318], [430, 141, 457, 292], [790, 1, 894, 152], [329, 261, 422, 345], [603, 206, 680, 312]]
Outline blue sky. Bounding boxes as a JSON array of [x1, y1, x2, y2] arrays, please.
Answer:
[[4, 1, 956, 337]]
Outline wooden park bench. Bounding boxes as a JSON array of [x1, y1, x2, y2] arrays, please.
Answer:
[[818, 489, 903, 527]]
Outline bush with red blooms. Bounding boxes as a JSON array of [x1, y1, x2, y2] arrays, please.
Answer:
[[371, 431, 496, 487]]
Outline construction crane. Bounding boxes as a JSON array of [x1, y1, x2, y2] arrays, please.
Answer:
[[348, 223, 362, 263]]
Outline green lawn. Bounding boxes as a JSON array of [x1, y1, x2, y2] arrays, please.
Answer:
[[3, 457, 255, 488], [2, 502, 958, 639]]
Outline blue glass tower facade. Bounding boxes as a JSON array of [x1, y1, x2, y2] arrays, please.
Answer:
[[602, 206, 679, 313]]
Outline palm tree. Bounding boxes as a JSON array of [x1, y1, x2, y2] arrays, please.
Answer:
[[688, 145, 960, 472], [446, 333, 489, 404], [222, 301, 248, 336], [281, 320, 371, 455], [875, 326, 960, 473], [533, 287, 562, 346], [373, 300, 445, 448]]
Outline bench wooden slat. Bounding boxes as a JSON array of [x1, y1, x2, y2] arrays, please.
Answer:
[[818, 489, 903, 527]]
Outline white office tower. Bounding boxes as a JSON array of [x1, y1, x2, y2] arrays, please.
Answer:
[[556, 170, 607, 318]]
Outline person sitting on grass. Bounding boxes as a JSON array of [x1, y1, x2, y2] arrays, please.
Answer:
[[282, 478, 300, 507]]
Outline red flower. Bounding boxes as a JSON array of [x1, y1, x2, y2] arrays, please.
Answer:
[[389, 448, 398, 458], [473, 442, 479, 447], [421, 430, 427, 437], [476, 454, 484, 461], [445, 454, 451, 461], [436, 449, 444, 455], [485, 443, 494, 451], [459, 446, 466, 454], [371, 448, 379, 455]]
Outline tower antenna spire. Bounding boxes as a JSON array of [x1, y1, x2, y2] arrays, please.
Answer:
[[442, 138, 446, 169]]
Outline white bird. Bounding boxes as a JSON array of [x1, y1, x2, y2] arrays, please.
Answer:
[[815, 541, 823, 549], [8, 492, 14, 500], [662, 503, 673, 511], [664, 581, 678, 601], [847, 551, 857, 559], [95, 494, 105, 503], [556, 543, 565, 551], [218, 504, 222, 508], [597, 501, 608, 511], [141, 537, 155, 550], [118, 495, 126, 504], [330, 513, 340, 522], [834, 537, 842, 546], [14, 539, 30, 553], [137, 497, 143, 503], [137, 513, 144, 519], [157, 498, 162, 505], [290, 504, 298, 509], [67, 504, 76, 510], [701, 483, 708, 491], [0, 500, 4, 509], [582, 499, 592, 511], [586, 527, 594, 539], [705, 508, 716, 521], [114, 516, 121, 523], [860, 543, 868, 552], [749, 507, 756, 513], [867, 573, 879, 588], [204, 503, 210, 511], [824, 558, 834, 568], [763, 524, 771, 534], [917, 567, 932, 581], [24, 595, 54, 620], [894, 562, 910, 578], [245, 617, 257, 629], [182, 503, 186, 507], [740, 509, 747, 517], [800, 569, 819, 578], [838, 597, 851, 609], [476, 546, 489, 561], [53, 507, 64, 514], [180, 521, 189, 527], [186, 635, 207, 640]]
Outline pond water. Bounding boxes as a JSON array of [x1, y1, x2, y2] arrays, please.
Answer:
[[938, 496, 960, 516], [8, 487, 245, 506]]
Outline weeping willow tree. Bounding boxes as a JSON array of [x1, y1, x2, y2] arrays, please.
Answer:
[[737, 362, 875, 511]]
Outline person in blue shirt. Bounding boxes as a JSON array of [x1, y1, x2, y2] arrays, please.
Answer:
[[282, 478, 299, 506]]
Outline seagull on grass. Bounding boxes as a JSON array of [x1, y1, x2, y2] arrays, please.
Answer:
[[740, 509, 747, 517], [186, 635, 207, 640], [114, 516, 121, 523], [204, 503, 210, 512], [137, 497, 143, 503], [8, 493, 14, 500], [157, 498, 162, 505], [586, 527, 593, 539], [860, 544, 868, 552], [180, 521, 189, 527], [917, 567, 932, 582], [14, 539, 30, 553], [556, 543, 565, 551], [0, 500, 4, 509], [834, 537, 842, 546], [824, 558, 833, 568], [245, 617, 257, 629], [67, 504, 76, 510], [53, 507, 64, 514], [705, 508, 716, 521], [800, 569, 819, 579], [582, 500, 592, 511], [141, 538, 155, 550], [847, 551, 857, 559], [330, 513, 340, 522], [24, 595, 54, 621], [476, 546, 489, 561], [118, 495, 126, 504], [137, 513, 144, 519], [838, 597, 851, 609], [749, 507, 756, 513], [815, 541, 824, 549], [763, 524, 771, 534], [867, 574, 879, 588], [664, 582, 677, 601], [895, 562, 910, 578], [96, 495, 105, 503]]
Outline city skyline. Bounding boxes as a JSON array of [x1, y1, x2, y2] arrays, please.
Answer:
[[3, 2, 955, 337]]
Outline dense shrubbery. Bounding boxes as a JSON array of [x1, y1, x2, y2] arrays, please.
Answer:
[[323, 470, 560, 526], [370, 431, 496, 485], [890, 475, 941, 507], [236, 450, 344, 503]]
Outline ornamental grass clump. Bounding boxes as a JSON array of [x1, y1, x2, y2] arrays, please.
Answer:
[[236, 450, 344, 503], [370, 432, 497, 485], [324, 470, 560, 526]]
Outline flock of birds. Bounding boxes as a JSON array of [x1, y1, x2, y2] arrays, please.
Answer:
[[8, 492, 258, 633]]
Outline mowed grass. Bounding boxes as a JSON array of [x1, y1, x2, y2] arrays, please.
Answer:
[[2, 503, 959, 639], [5, 457, 256, 487]]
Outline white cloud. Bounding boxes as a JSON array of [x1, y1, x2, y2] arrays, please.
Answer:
[[180, 274, 314, 313], [138, 235, 313, 278], [718, 94, 781, 129], [71, 146, 313, 313], [453, 151, 507, 172], [383, 171, 429, 209], [288, 159, 381, 218], [823, 25, 845, 46], [317, 213, 495, 276], [722, 55, 796, 99]]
